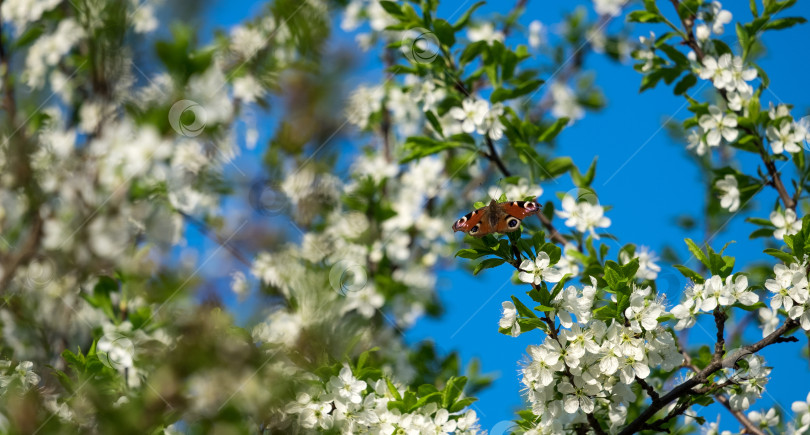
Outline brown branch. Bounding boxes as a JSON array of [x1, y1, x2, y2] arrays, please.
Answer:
[[0, 216, 44, 293], [538, 309, 606, 434], [754, 137, 796, 210], [636, 376, 660, 401], [714, 309, 727, 360], [641, 400, 690, 432], [668, 0, 705, 60], [669, 1, 795, 211], [536, 213, 568, 245], [714, 394, 766, 435], [179, 212, 251, 267], [485, 136, 512, 178], [683, 345, 765, 433], [0, 10, 16, 126], [619, 319, 799, 435]]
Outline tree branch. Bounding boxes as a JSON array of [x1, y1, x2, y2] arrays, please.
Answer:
[[179, 212, 251, 267], [619, 318, 799, 435], [669, 1, 795, 211], [714, 394, 766, 435], [636, 376, 660, 401], [714, 309, 727, 361], [485, 136, 512, 178]]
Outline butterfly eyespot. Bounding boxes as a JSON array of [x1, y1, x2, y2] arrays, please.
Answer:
[[470, 224, 480, 234], [507, 217, 520, 228]]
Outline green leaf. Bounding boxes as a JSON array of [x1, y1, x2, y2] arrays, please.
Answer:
[[442, 376, 467, 407], [571, 157, 598, 187], [14, 24, 45, 48], [677, 0, 701, 19], [732, 301, 767, 312], [538, 119, 569, 142], [674, 74, 697, 95], [674, 264, 705, 283], [749, 228, 775, 239], [490, 79, 545, 103], [425, 110, 443, 137], [452, 1, 485, 31], [684, 238, 710, 269], [658, 44, 689, 67], [473, 258, 506, 275], [455, 249, 486, 259], [387, 378, 402, 400], [533, 305, 554, 312], [621, 258, 640, 280], [640, 67, 682, 92], [378, 1, 405, 18], [516, 317, 546, 334], [459, 40, 488, 64], [763, 17, 807, 31], [408, 392, 442, 412], [449, 397, 478, 412], [511, 296, 538, 318], [433, 19, 455, 46], [627, 10, 663, 23]]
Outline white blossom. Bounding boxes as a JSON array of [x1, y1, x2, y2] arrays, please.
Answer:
[[716, 174, 740, 212], [770, 209, 802, 240], [519, 252, 563, 285], [467, 23, 504, 44], [555, 195, 611, 239], [699, 106, 738, 146], [550, 83, 584, 123], [499, 301, 521, 337], [449, 98, 489, 135], [767, 120, 805, 154], [529, 20, 545, 49], [593, 0, 628, 17]]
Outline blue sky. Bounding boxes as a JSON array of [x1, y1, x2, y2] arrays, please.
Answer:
[[198, 0, 810, 431]]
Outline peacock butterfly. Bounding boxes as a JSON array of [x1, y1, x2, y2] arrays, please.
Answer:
[[452, 199, 540, 237]]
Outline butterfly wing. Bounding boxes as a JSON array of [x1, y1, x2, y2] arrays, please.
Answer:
[[453, 200, 540, 237], [493, 201, 541, 233], [451, 204, 491, 237]]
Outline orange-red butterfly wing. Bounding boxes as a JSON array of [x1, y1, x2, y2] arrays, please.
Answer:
[[493, 201, 541, 233], [453, 200, 540, 237]]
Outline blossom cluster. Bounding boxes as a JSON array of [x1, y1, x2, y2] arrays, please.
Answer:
[[503, 282, 683, 432], [764, 261, 810, 331], [284, 366, 481, 434], [670, 274, 757, 330]]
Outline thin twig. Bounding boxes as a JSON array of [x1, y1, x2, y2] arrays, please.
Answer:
[[619, 319, 799, 435]]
